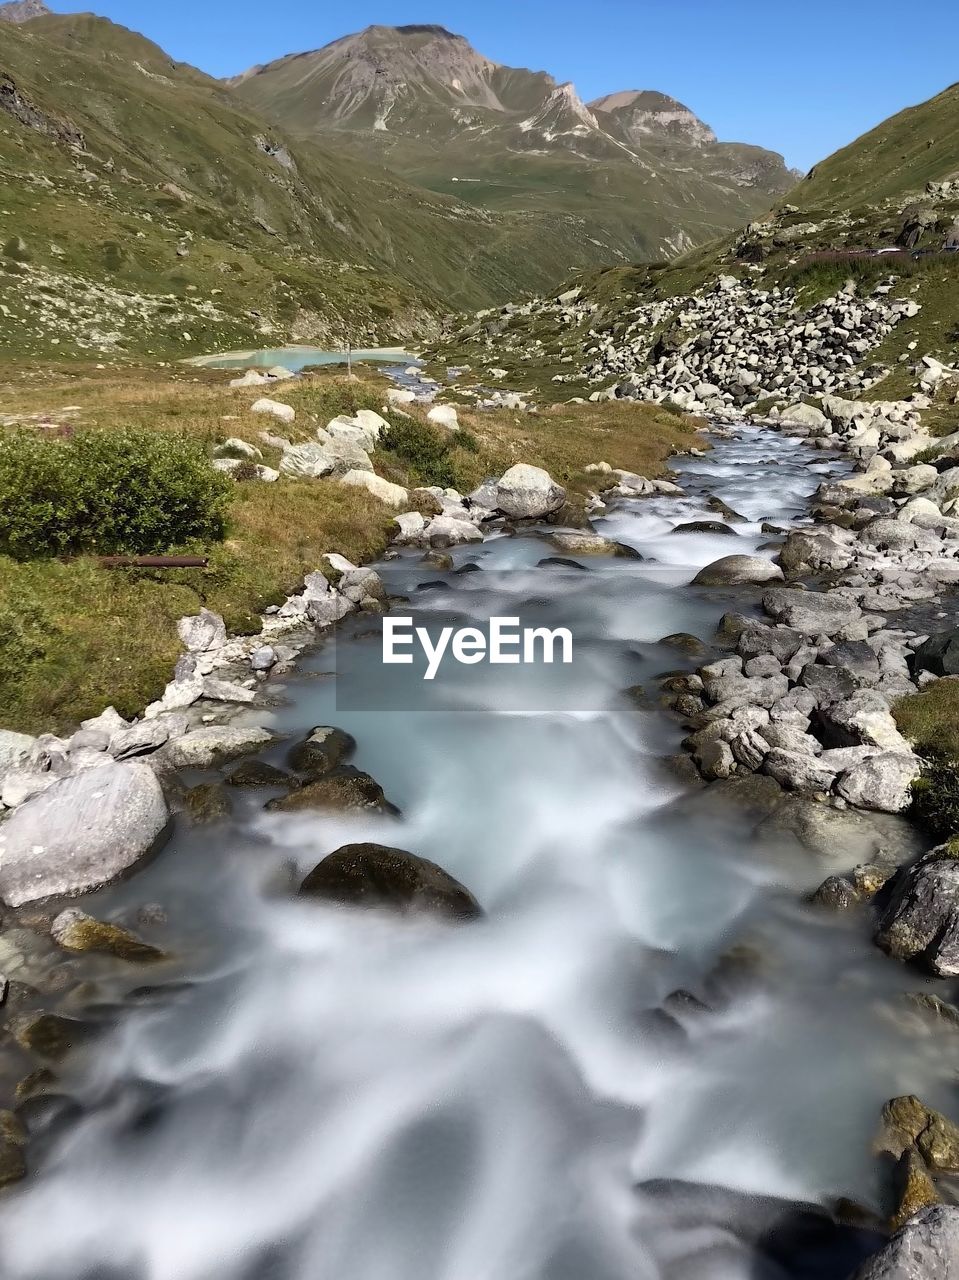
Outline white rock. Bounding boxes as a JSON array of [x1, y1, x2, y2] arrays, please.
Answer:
[[251, 398, 295, 424], [228, 370, 267, 388], [0, 763, 169, 906], [177, 609, 227, 653], [427, 404, 460, 430], [494, 464, 566, 520], [339, 470, 409, 508], [392, 512, 426, 544], [279, 443, 335, 479], [213, 437, 261, 461]]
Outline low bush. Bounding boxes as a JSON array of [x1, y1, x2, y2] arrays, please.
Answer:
[[909, 754, 959, 842], [378, 417, 457, 488], [0, 428, 233, 559]]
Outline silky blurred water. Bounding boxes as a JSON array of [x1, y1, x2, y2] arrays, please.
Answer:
[[0, 427, 951, 1280]]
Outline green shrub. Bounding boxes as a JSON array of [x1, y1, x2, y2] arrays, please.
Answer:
[[450, 428, 479, 453], [0, 428, 233, 559], [909, 753, 959, 842], [379, 418, 456, 488], [0, 594, 51, 700]]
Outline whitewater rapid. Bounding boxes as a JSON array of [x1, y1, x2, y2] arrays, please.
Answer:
[[1, 428, 952, 1280]]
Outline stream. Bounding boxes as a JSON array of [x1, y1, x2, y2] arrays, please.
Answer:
[[1, 424, 955, 1280]]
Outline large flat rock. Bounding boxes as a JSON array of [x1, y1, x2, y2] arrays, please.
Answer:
[[0, 763, 169, 906]]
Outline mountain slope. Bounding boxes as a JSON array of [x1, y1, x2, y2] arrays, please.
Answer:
[[792, 78, 959, 211], [0, 13, 655, 361], [430, 78, 959, 420], [0, 0, 49, 22], [232, 24, 797, 266]]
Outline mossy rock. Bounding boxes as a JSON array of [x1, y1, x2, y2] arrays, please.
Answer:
[[671, 521, 738, 536], [658, 632, 707, 657], [421, 550, 453, 570], [809, 876, 863, 913], [408, 489, 444, 517], [704, 496, 748, 523], [890, 1148, 941, 1230], [225, 760, 295, 788], [12, 1013, 88, 1061], [905, 992, 959, 1032], [50, 909, 165, 963], [183, 782, 232, 825], [881, 1095, 959, 1171], [15, 1067, 57, 1101], [287, 726, 356, 779], [299, 842, 482, 922], [0, 1111, 26, 1189], [267, 768, 397, 815]]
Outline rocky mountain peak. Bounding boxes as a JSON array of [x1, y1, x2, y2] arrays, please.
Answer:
[[0, 0, 51, 22], [590, 89, 718, 147]]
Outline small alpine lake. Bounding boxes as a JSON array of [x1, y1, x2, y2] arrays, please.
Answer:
[[187, 345, 419, 373]]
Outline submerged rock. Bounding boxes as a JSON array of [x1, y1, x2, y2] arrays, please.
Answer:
[[287, 726, 356, 778], [12, 1013, 88, 1061], [0, 763, 169, 907], [548, 531, 641, 557], [694, 555, 784, 587], [225, 760, 293, 788], [182, 782, 232, 825], [50, 909, 165, 963], [299, 843, 482, 922], [267, 768, 396, 815], [0, 1111, 26, 1189]]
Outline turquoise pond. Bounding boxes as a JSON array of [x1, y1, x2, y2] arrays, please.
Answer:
[[193, 347, 418, 373]]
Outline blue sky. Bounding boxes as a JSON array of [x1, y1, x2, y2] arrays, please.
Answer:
[[44, 0, 957, 172]]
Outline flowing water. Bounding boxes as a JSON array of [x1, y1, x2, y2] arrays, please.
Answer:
[[1, 426, 954, 1280]]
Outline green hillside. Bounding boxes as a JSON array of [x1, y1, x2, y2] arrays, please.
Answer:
[[0, 14, 628, 363], [794, 79, 959, 211]]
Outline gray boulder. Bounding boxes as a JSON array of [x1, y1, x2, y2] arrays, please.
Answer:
[[0, 763, 169, 906], [913, 627, 959, 677], [836, 753, 920, 813], [853, 1205, 959, 1279], [762, 587, 862, 635], [737, 624, 804, 664], [814, 690, 912, 752], [777, 531, 853, 575], [693, 555, 784, 587], [763, 748, 837, 793], [177, 608, 226, 653], [279, 442, 336, 479], [494, 464, 566, 520], [163, 725, 275, 770], [109, 720, 172, 761], [0, 730, 40, 784], [877, 852, 959, 975]]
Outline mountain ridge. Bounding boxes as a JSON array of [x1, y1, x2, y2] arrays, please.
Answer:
[[232, 24, 796, 265]]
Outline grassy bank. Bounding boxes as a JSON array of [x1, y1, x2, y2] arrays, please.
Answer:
[[0, 362, 698, 733]]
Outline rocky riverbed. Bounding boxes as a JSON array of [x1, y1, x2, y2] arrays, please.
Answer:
[[0, 406, 959, 1275]]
